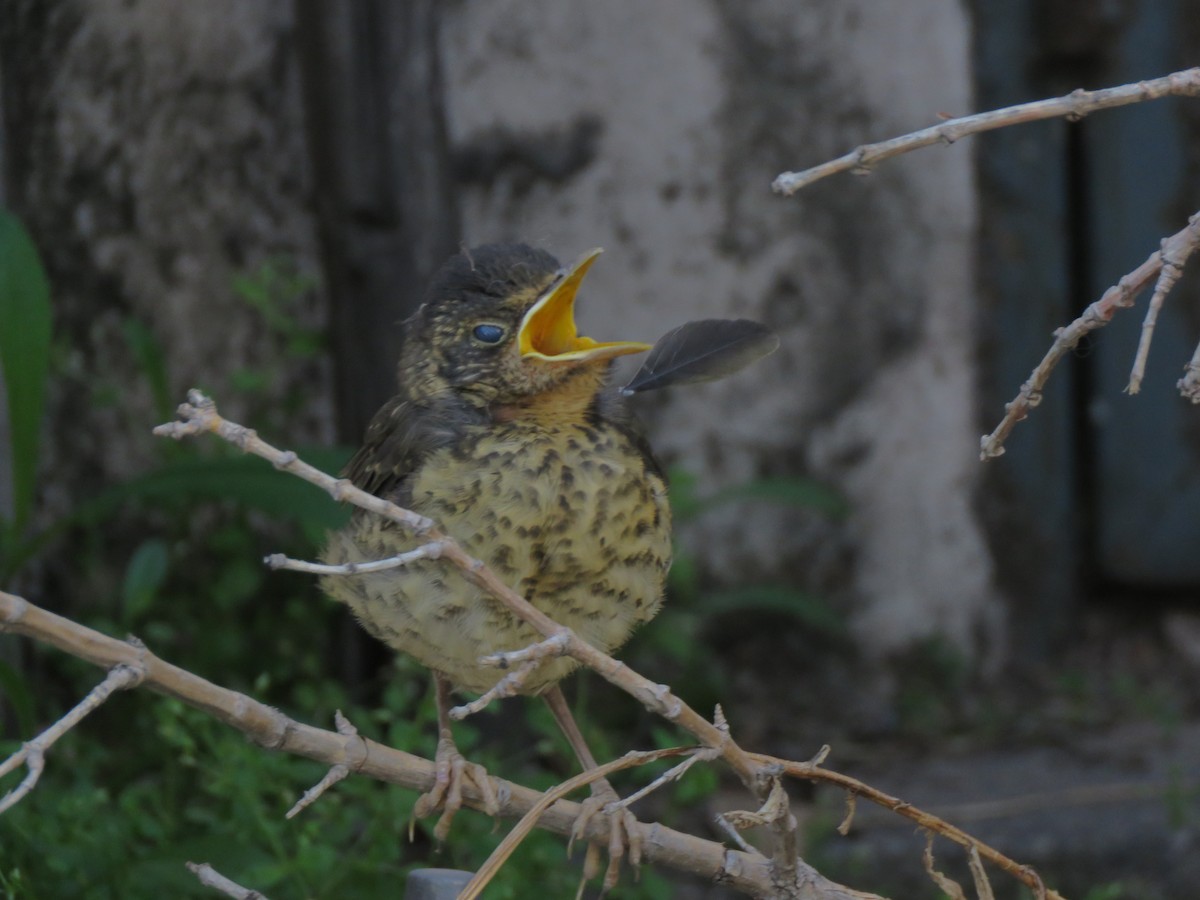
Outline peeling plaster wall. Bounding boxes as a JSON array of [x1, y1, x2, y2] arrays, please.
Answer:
[[443, 0, 999, 659], [4, 0, 1001, 661], [3, 0, 326, 517]]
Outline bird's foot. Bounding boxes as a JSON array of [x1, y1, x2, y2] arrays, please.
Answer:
[[568, 781, 643, 895], [413, 733, 501, 842]]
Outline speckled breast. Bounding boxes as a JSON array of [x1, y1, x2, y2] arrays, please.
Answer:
[[320, 420, 672, 695]]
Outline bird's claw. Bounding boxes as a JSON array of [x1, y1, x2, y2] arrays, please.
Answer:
[[413, 734, 500, 842], [568, 785, 643, 894]]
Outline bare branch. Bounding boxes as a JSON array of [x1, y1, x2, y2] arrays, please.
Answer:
[[610, 747, 720, 812], [448, 658, 542, 721], [980, 214, 1200, 460], [460, 747, 697, 900], [773, 67, 1200, 194], [264, 542, 444, 576], [757, 752, 1057, 900], [450, 633, 572, 720], [837, 793, 857, 836], [922, 835, 967, 900], [187, 861, 269, 899], [285, 711, 363, 819], [0, 662, 143, 814], [969, 846, 997, 900], [1128, 213, 1200, 393], [0, 590, 776, 896], [1180, 344, 1200, 403]]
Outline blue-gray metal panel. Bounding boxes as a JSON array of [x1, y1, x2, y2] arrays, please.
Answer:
[[1088, 0, 1200, 584], [975, 0, 1081, 649]]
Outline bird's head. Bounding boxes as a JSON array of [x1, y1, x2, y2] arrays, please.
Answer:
[[399, 243, 650, 405]]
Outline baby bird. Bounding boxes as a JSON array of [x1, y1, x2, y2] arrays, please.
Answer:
[[320, 243, 672, 882]]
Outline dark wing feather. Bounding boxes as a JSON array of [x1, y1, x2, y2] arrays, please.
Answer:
[[619, 318, 779, 396], [344, 394, 487, 503]]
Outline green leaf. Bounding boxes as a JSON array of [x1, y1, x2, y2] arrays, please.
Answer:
[[0, 210, 53, 530], [122, 539, 170, 622]]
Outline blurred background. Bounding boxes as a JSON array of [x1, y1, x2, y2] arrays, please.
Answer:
[[1, 0, 1198, 897]]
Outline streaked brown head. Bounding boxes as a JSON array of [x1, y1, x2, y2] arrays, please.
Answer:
[[398, 243, 649, 404]]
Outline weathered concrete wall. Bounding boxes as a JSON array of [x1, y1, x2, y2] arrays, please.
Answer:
[[442, 0, 1000, 660], [4, 0, 1001, 662], [2, 0, 327, 512]]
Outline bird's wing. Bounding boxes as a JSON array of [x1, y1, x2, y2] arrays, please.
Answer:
[[592, 390, 669, 484], [344, 394, 487, 503]]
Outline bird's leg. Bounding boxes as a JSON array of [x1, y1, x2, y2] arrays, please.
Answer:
[[413, 673, 501, 842], [543, 685, 643, 892]]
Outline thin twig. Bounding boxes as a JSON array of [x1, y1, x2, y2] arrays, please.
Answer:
[[720, 777, 799, 889], [610, 747, 721, 811], [1128, 213, 1200, 393], [1179, 343, 1200, 403], [713, 813, 763, 857], [0, 590, 776, 896], [448, 658, 542, 721], [459, 747, 696, 900], [922, 835, 967, 900], [449, 633, 573, 719], [264, 542, 444, 576], [837, 793, 857, 836], [479, 631, 571, 669], [980, 215, 1200, 460], [968, 845, 997, 900], [187, 861, 269, 899], [0, 663, 143, 814], [773, 68, 1200, 194], [285, 711, 365, 819]]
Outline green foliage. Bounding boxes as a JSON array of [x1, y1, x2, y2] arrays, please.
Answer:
[[0, 209, 53, 534]]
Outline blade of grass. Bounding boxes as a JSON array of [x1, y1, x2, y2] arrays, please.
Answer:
[[0, 210, 53, 531]]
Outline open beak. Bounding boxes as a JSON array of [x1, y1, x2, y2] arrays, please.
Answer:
[[518, 248, 652, 364]]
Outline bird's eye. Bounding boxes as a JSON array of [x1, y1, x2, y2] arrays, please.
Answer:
[[472, 323, 506, 344]]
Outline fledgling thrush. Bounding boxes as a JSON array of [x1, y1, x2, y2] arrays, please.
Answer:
[[320, 243, 672, 883]]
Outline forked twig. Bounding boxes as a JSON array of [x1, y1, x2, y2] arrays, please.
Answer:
[[755, 752, 1055, 900], [1127, 216, 1200, 393], [187, 861, 269, 899], [285, 711, 366, 819], [980, 214, 1200, 459], [771, 66, 1200, 456], [459, 747, 698, 900], [0, 662, 143, 814]]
